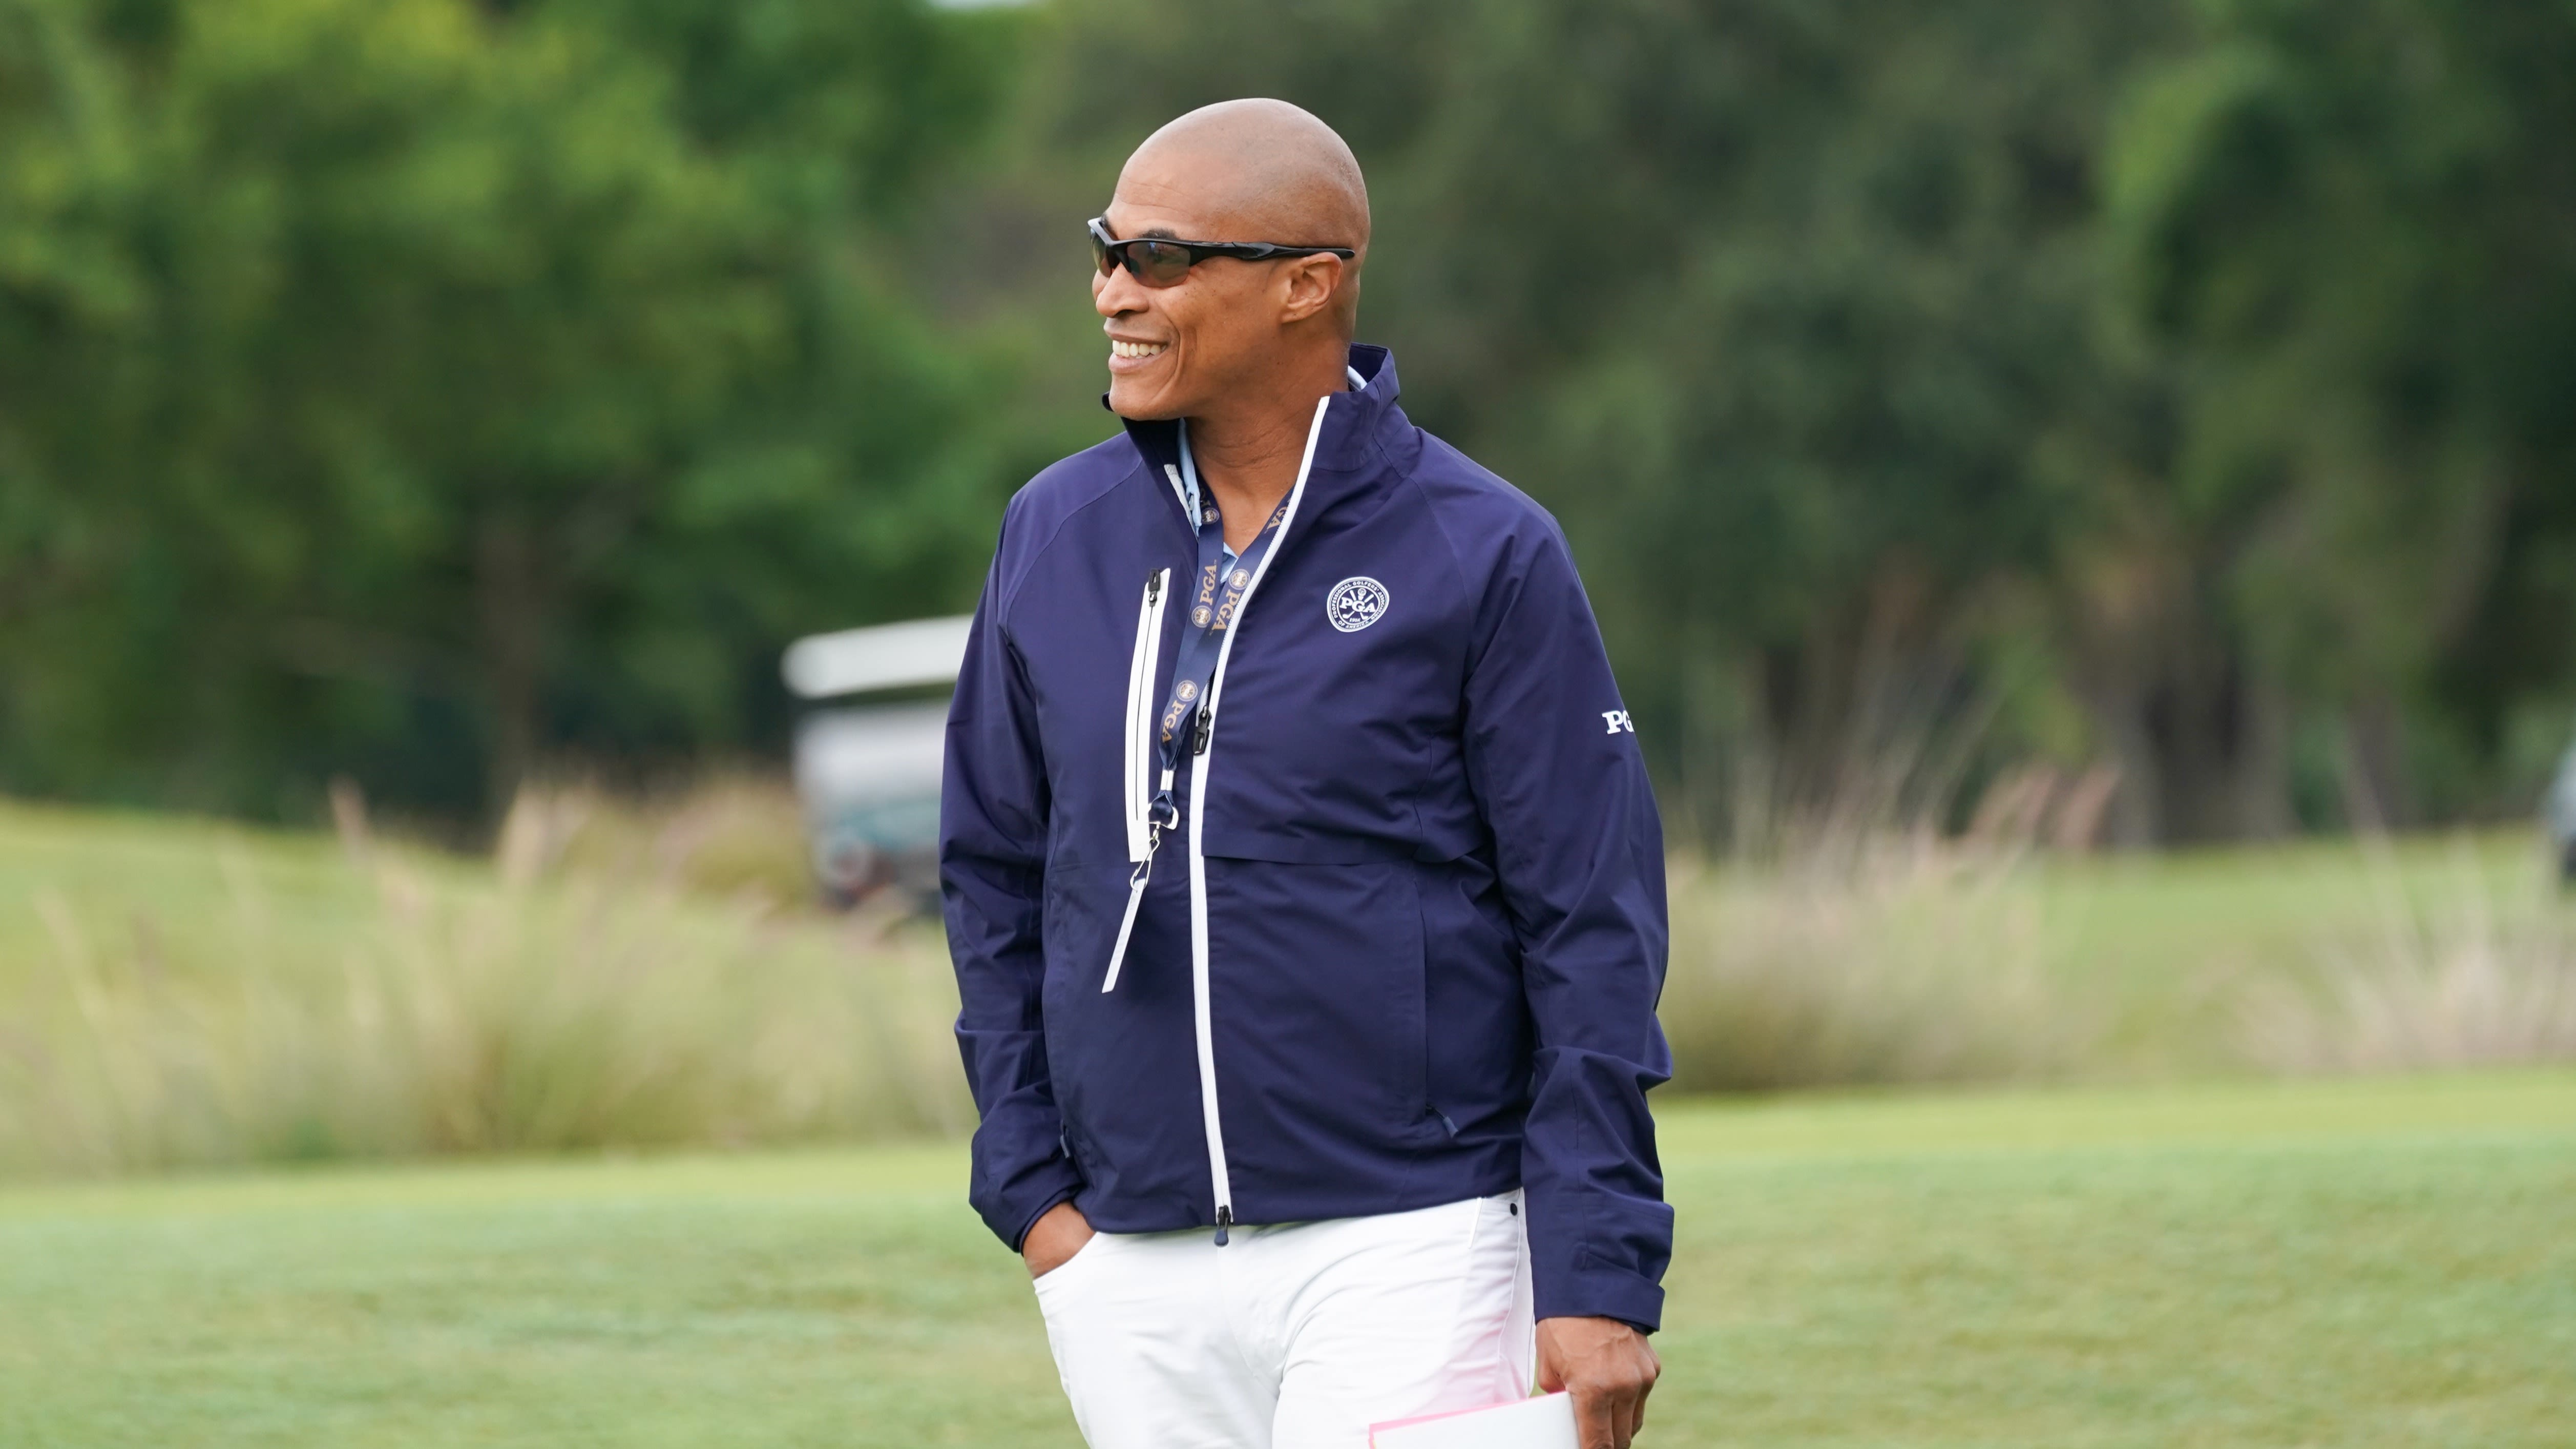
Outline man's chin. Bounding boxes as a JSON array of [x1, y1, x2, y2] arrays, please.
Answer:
[[1106, 380, 1186, 421]]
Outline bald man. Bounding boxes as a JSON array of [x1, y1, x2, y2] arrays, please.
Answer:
[[943, 100, 1671, 1449]]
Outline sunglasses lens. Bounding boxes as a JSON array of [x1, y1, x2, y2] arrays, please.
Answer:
[[1132, 240, 1193, 287], [1088, 222, 1198, 287]]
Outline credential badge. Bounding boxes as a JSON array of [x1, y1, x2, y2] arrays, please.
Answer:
[[1326, 576, 1391, 633]]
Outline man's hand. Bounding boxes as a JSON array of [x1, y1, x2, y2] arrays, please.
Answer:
[[1021, 1200, 1096, 1279], [1536, 1315, 1659, 1448]]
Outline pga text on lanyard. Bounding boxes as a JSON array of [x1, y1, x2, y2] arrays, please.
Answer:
[[1099, 481, 1288, 995]]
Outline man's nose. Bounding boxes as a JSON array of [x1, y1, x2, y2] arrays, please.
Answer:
[[1094, 263, 1148, 317]]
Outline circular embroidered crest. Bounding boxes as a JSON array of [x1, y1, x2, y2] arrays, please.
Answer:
[[1326, 576, 1391, 633], [1191, 605, 1212, 627], [1175, 679, 1199, 701], [1228, 568, 1252, 590]]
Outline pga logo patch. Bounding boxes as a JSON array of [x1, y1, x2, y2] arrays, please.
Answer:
[[1325, 576, 1390, 633]]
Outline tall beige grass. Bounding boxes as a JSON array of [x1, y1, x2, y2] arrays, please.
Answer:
[[1658, 839, 2096, 1092], [0, 794, 967, 1177], [12, 779, 2558, 1180], [490, 775, 822, 906], [2240, 839, 2576, 1072]]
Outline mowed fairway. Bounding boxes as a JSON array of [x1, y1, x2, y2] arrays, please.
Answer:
[[3, 1073, 2569, 1448]]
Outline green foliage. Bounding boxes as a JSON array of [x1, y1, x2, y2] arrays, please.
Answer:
[[0, 0, 1019, 818], [4, 1074, 2572, 1445], [7, 0, 2575, 845], [2107, 0, 2576, 820]]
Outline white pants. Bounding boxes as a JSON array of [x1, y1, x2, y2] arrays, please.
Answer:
[[1032, 1191, 1536, 1449]]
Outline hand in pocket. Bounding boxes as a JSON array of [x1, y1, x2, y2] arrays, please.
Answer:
[[1023, 1201, 1097, 1279]]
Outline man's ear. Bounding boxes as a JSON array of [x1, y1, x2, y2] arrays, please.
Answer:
[[1275, 254, 1345, 325]]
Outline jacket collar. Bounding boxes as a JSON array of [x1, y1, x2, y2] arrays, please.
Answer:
[[1115, 344, 1411, 523]]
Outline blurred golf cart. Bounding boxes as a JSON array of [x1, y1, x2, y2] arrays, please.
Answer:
[[782, 615, 970, 910]]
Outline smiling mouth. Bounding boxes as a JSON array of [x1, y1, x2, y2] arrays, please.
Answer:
[[1111, 339, 1168, 360]]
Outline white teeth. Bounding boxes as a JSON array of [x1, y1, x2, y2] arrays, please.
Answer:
[[1111, 339, 1168, 359]]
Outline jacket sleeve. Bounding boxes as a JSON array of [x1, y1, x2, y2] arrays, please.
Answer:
[[1459, 520, 1673, 1332], [941, 523, 1084, 1253]]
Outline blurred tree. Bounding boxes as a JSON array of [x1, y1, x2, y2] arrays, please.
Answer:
[[986, 0, 2576, 846], [13, 0, 2572, 847], [2109, 0, 2576, 830], [0, 0, 1015, 818]]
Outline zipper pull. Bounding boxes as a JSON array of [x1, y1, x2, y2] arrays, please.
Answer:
[[1146, 570, 1164, 604], [1191, 708, 1213, 755], [1213, 1205, 1233, 1247]]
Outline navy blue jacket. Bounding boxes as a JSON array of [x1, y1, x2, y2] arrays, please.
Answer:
[[941, 346, 1672, 1330]]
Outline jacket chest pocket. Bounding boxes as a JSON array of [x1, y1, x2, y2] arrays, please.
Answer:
[[1191, 630, 1465, 854]]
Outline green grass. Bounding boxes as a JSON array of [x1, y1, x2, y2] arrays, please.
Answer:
[[6, 801, 2571, 1441], [0, 797, 405, 967], [5, 1071, 2570, 1447]]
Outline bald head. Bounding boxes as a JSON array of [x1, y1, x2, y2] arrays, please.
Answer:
[[1127, 99, 1370, 255], [1118, 100, 1370, 337]]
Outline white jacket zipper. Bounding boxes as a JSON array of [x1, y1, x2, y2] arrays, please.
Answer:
[[1183, 394, 1333, 1243], [1123, 568, 1167, 862], [1102, 567, 1170, 993]]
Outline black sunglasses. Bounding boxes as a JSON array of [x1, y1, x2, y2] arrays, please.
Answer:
[[1090, 216, 1356, 288]]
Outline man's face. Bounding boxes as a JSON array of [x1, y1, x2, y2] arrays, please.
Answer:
[[1094, 152, 1304, 420]]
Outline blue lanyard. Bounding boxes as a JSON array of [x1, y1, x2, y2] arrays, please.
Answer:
[[1147, 492, 1286, 836]]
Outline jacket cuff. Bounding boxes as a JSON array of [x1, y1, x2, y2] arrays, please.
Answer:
[[1005, 1179, 1084, 1255], [970, 1131, 1087, 1254], [1532, 1253, 1667, 1335]]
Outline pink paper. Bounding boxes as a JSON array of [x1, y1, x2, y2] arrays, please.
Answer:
[[1368, 1391, 1576, 1448]]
